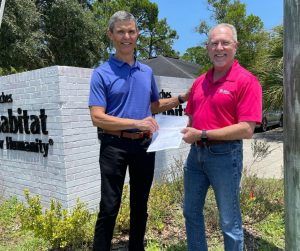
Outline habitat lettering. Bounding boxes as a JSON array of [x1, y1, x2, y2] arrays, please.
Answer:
[[0, 108, 54, 157], [0, 108, 48, 134]]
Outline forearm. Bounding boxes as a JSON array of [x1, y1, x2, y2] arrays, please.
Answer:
[[182, 121, 256, 144], [151, 96, 180, 114], [89, 106, 158, 132], [91, 111, 137, 131], [206, 122, 256, 140]]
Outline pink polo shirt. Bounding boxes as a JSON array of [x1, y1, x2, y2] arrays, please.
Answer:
[[185, 60, 262, 130]]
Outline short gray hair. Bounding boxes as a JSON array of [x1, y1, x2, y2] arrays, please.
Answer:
[[108, 11, 137, 32], [208, 23, 238, 42]]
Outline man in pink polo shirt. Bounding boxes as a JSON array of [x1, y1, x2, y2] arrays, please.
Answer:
[[181, 23, 262, 251]]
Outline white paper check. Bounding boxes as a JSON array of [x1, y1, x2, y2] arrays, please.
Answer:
[[147, 114, 188, 152]]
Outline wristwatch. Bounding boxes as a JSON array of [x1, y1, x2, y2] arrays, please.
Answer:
[[201, 130, 208, 143], [178, 95, 185, 104]]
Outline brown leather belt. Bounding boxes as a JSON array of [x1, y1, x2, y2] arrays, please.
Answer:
[[195, 140, 228, 147], [102, 130, 151, 140]]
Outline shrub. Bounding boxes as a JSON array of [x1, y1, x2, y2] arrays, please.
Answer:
[[240, 177, 283, 225], [115, 182, 176, 234], [204, 188, 220, 232], [0, 196, 19, 227], [160, 158, 185, 206], [241, 140, 284, 225], [148, 182, 175, 232], [250, 140, 272, 163], [17, 190, 93, 250], [115, 185, 130, 233]]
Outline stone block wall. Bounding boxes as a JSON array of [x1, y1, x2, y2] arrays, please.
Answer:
[[0, 66, 194, 210]]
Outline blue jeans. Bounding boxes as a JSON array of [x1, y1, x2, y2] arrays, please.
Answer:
[[183, 141, 243, 251]]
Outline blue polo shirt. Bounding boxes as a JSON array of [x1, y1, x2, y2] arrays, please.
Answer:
[[89, 55, 159, 120]]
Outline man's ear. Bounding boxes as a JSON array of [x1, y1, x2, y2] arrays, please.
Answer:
[[107, 29, 113, 40], [235, 41, 239, 49]]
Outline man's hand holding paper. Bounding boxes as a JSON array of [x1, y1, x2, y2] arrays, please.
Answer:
[[147, 114, 188, 152]]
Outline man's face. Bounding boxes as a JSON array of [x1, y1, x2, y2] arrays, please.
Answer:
[[108, 20, 138, 57], [207, 26, 238, 70]]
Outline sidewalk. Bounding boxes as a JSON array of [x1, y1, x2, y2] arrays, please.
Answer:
[[243, 127, 283, 179]]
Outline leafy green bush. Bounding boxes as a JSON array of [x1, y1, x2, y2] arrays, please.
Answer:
[[0, 196, 19, 227], [204, 188, 220, 232], [17, 190, 93, 250], [160, 158, 185, 206], [0, 66, 18, 76], [148, 182, 175, 232], [115, 185, 130, 232], [241, 140, 284, 225], [240, 177, 284, 225], [256, 212, 285, 249], [116, 182, 176, 234]]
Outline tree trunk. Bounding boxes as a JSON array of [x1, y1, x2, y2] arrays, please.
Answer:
[[284, 0, 300, 250], [0, 0, 6, 29]]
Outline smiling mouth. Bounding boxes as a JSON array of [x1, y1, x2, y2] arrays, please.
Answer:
[[215, 54, 226, 57]]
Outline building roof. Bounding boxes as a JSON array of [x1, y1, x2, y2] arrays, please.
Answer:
[[140, 55, 201, 79]]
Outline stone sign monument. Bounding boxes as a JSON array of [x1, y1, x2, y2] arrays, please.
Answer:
[[0, 66, 192, 210]]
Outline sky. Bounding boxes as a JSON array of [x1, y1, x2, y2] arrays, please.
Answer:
[[150, 0, 283, 55]]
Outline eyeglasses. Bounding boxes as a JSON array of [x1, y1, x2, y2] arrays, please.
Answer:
[[208, 40, 235, 48]]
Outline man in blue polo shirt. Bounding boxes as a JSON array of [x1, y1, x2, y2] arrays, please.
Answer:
[[89, 11, 189, 251]]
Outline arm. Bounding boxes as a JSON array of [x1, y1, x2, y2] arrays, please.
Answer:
[[151, 88, 191, 114], [89, 106, 158, 133], [181, 121, 256, 144], [151, 96, 180, 114]]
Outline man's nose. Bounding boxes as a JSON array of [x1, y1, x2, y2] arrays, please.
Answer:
[[123, 32, 130, 38]]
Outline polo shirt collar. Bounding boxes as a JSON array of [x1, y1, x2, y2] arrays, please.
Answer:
[[109, 54, 140, 70], [206, 60, 239, 83]]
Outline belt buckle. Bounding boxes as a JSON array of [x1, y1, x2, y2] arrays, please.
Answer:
[[195, 141, 207, 147], [134, 131, 149, 139], [134, 132, 144, 139], [143, 131, 151, 138]]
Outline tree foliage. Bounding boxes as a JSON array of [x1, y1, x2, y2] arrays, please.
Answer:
[[0, 0, 49, 73], [182, 0, 283, 109], [131, 0, 178, 59], [91, 0, 179, 60], [256, 25, 283, 110], [181, 46, 210, 74], [138, 18, 178, 58], [0, 0, 179, 75], [184, 0, 269, 73], [0, 0, 102, 75], [43, 0, 102, 67]]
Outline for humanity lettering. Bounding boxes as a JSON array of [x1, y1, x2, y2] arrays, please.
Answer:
[[0, 137, 54, 157]]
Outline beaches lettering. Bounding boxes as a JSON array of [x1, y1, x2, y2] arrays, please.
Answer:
[[159, 89, 185, 116], [0, 92, 13, 103]]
